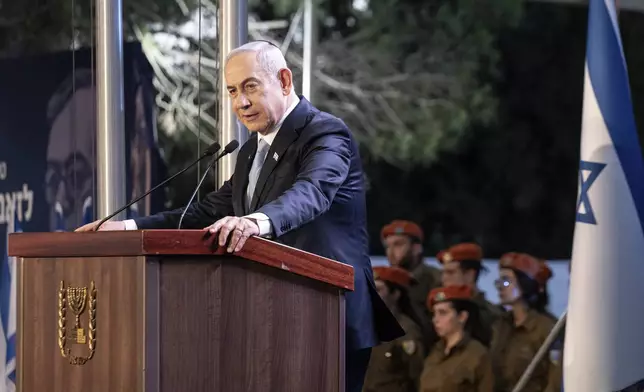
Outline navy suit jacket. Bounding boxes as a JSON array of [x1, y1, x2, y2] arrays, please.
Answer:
[[134, 97, 405, 350]]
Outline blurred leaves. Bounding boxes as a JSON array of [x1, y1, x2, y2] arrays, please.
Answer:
[[328, 0, 524, 168], [0, 0, 201, 56], [0, 0, 525, 170], [250, 0, 524, 168]]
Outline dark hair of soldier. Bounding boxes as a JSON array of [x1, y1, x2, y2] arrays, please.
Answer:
[[513, 270, 548, 313], [450, 299, 491, 347], [382, 281, 425, 333]]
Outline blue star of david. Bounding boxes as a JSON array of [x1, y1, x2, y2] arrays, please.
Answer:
[[576, 160, 607, 225]]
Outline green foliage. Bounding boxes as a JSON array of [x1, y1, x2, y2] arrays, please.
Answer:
[[246, 0, 524, 168], [249, 0, 302, 17], [366, 4, 644, 258], [325, 0, 524, 168], [0, 0, 200, 56]]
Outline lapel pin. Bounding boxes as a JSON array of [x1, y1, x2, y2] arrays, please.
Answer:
[[273, 152, 279, 160]]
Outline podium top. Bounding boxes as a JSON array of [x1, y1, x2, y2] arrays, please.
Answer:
[[8, 230, 354, 291]]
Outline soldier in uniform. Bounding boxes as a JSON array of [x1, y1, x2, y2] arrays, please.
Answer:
[[363, 266, 426, 392], [535, 258, 564, 389], [535, 259, 556, 321], [490, 253, 562, 392], [437, 243, 501, 346], [380, 220, 441, 347], [419, 285, 494, 392]]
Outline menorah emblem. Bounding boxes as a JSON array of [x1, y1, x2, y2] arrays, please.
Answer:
[[58, 281, 97, 365], [67, 286, 87, 344]]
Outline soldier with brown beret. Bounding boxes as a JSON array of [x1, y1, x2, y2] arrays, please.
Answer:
[[490, 253, 562, 392], [363, 267, 426, 392], [535, 259, 556, 321], [437, 243, 501, 346], [380, 220, 441, 347], [535, 258, 564, 389], [419, 285, 494, 392]]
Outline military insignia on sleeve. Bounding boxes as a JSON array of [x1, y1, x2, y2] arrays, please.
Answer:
[[549, 349, 561, 365], [402, 340, 416, 355]]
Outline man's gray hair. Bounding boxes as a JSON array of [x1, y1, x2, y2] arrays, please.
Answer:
[[225, 41, 288, 81]]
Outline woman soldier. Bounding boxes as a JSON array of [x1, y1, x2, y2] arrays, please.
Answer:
[[490, 253, 562, 392], [535, 258, 556, 321], [363, 266, 426, 392], [419, 285, 493, 392], [535, 258, 564, 389]]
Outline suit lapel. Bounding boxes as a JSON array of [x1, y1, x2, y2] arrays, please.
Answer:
[[249, 97, 314, 211], [234, 137, 257, 215]]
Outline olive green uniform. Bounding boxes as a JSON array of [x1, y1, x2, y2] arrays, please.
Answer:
[[490, 310, 562, 392], [363, 313, 425, 392], [419, 335, 494, 392]]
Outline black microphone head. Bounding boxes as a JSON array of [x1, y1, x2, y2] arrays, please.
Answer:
[[224, 140, 239, 154], [204, 142, 221, 156]]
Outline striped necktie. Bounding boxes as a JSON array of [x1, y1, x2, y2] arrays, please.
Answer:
[[246, 138, 270, 211]]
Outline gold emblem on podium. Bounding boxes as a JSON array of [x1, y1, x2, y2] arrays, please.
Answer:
[[58, 280, 97, 365]]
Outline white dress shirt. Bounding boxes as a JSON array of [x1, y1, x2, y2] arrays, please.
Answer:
[[123, 97, 300, 236]]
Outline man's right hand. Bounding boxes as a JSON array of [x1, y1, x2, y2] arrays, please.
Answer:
[[74, 220, 126, 232]]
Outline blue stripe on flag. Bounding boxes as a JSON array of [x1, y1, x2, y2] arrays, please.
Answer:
[[586, 0, 644, 233], [6, 334, 15, 382]]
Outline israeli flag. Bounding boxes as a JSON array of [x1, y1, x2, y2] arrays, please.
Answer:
[[0, 209, 21, 392], [564, 0, 644, 391]]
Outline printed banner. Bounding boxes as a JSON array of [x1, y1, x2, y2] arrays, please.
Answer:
[[0, 42, 166, 391]]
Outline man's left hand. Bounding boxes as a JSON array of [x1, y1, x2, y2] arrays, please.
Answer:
[[204, 216, 260, 253]]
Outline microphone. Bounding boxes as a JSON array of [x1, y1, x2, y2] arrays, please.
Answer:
[[177, 140, 239, 229], [94, 142, 221, 231]]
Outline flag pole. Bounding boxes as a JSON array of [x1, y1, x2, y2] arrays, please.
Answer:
[[511, 311, 567, 392], [302, 0, 317, 103], [96, 0, 126, 219]]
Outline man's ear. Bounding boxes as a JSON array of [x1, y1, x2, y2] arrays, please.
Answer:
[[412, 242, 423, 258], [278, 68, 293, 95], [458, 310, 469, 325], [464, 269, 477, 285]]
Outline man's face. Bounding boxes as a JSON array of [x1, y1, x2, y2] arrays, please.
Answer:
[[441, 262, 466, 287], [45, 87, 95, 231], [384, 234, 416, 269], [225, 52, 287, 134]]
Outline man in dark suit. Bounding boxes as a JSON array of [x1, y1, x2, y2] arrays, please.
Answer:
[[77, 40, 404, 391]]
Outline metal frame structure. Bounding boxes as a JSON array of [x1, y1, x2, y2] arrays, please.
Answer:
[[302, 0, 317, 103], [217, 0, 249, 187], [96, 0, 126, 219]]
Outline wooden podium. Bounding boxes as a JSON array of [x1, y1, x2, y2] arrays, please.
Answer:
[[8, 230, 353, 392]]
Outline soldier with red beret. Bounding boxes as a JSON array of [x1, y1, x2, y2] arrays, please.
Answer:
[[535, 258, 564, 389], [381, 220, 442, 348], [363, 267, 426, 392], [534, 259, 556, 321], [419, 285, 494, 392], [437, 243, 501, 346], [489, 253, 562, 392]]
